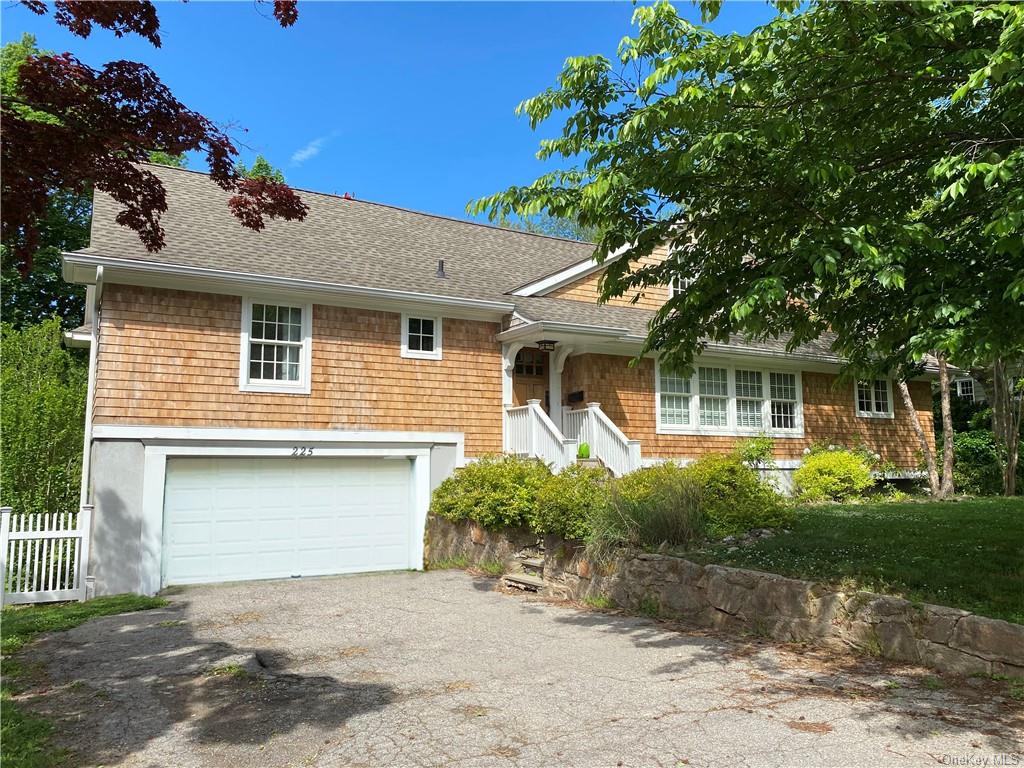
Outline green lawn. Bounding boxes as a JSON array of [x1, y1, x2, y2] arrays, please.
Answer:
[[2, 594, 166, 768], [684, 497, 1024, 625]]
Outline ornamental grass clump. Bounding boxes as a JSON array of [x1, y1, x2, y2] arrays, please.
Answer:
[[585, 463, 704, 561], [429, 455, 551, 530]]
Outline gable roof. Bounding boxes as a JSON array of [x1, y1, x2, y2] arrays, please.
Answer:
[[71, 165, 878, 367], [78, 164, 596, 305]]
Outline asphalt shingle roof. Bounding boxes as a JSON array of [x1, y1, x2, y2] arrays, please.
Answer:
[[78, 165, 854, 362], [82, 164, 595, 303]]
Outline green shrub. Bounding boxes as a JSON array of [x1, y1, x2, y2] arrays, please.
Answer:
[[429, 455, 551, 529], [949, 430, 1005, 496], [0, 320, 87, 516], [531, 464, 607, 540], [793, 449, 874, 502], [586, 463, 704, 560], [736, 434, 776, 470], [682, 453, 790, 537]]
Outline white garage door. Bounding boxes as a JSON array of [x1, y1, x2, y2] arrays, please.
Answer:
[[162, 456, 415, 586]]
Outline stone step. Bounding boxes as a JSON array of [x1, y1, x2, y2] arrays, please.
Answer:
[[518, 556, 544, 570], [502, 573, 546, 592]]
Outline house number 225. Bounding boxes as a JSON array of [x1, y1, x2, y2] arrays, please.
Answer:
[[291, 446, 314, 457]]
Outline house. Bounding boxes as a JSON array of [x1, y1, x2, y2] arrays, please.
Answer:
[[63, 165, 936, 596], [952, 376, 985, 403]]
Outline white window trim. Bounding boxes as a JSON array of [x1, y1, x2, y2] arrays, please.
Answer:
[[654, 360, 804, 437], [955, 379, 975, 401], [854, 378, 894, 419], [238, 298, 313, 394], [401, 313, 443, 360]]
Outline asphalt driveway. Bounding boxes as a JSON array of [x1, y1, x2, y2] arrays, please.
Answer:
[[18, 570, 1023, 767]]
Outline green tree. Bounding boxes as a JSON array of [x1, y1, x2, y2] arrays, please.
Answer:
[[147, 150, 188, 168], [236, 154, 286, 182], [497, 213, 599, 242], [474, 0, 1024, 495], [1, 190, 90, 329], [1, 38, 186, 329], [0, 320, 88, 516], [2, 35, 91, 328]]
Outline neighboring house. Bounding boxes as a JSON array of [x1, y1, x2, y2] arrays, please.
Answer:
[[952, 377, 985, 403], [63, 165, 936, 595]]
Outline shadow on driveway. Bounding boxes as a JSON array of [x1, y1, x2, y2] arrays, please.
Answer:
[[545, 596, 1024, 756], [16, 599, 397, 765]]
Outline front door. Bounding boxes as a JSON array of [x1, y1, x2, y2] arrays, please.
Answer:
[[512, 348, 549, 411]]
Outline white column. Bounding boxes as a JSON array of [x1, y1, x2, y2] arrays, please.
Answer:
[[549, 345, 575, 433], [501, 342, 524, 407]]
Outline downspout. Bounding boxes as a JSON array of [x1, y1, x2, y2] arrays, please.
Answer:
[[79, 266, 103, 506]]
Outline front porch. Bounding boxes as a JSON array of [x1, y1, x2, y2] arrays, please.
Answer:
[[500, 328, 643, 476]]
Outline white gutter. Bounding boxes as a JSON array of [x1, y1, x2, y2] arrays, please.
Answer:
[[61, 252, 516, 316], [616, 334, 848, 366], [63, 327, 92, 349], [496, 319, 631, 342], [79, 266, 103, 507], [510, 243, 632, 297]]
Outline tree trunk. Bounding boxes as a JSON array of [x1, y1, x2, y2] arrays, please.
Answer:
[[937, 354, 955, 497], [898, 379, 939, 495], [991, 358, 1022, 496]]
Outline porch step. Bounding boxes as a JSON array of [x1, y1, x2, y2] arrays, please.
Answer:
[[502, 573, 546, 592]]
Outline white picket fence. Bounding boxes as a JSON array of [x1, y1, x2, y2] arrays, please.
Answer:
[[0, 505, 92, 606]]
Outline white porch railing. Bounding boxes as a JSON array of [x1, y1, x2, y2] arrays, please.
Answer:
[[563, 402, 642, 477], [504, 400, 578, 472], [1, 505, 92, 606]]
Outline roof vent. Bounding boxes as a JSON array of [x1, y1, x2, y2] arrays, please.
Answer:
[[343, 192, 354, 200], [436, 259, 447, 279]]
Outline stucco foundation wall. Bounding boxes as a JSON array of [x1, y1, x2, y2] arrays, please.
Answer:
[[94, 285, 502, 456], [562, 354, 934, 468], [426, 517, 1024, 680], [88, 439, 147, 596]]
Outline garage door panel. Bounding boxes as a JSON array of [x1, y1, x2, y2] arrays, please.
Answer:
[[163, 456, 415, 586]]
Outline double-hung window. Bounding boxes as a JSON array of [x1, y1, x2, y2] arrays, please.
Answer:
[[658, 369, 692, 426], [401, 314, 442, 360], [735, 370, 764, 429], [855, 378, 893, 418], [698, 367, 729, 427], [769, 372, 798, 429], [240, 299, 312, 393], [656, 362, 803, 436]]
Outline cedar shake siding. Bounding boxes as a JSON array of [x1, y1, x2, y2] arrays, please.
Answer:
[[562, 354, 934, 468], [94, 285, 504, 455], [545, 247, 671, 311]]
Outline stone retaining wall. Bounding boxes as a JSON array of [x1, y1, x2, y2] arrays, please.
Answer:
[[426, 517, 1024, 680]]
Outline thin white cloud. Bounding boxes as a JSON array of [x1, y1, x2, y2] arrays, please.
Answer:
[[290, 136, 327, 165]]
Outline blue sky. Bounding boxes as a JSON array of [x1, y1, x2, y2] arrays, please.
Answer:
[[3, 1, 775, 221]]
